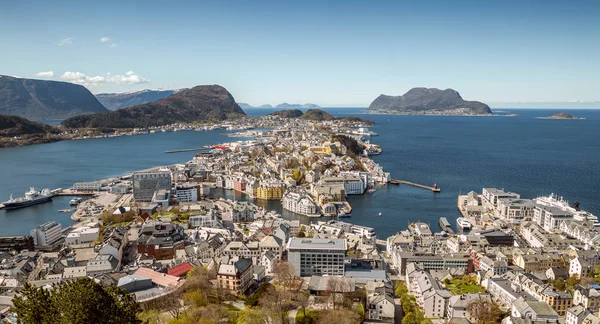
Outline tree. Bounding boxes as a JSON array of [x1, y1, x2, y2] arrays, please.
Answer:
[[259, 285, 287, 324], [272, 261, 296, 299], [11, 277, 140, 324], [11, 282, 58, 324], [467, 299, 502, 324], [316, 309, 360, 324]]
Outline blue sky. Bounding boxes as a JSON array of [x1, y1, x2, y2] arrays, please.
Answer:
[[1, 0, 599, 106]]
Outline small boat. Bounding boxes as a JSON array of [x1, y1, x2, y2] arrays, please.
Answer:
[[338, 212, 351, 218], [58, 209, 72, 213], [378, 212, 382, 217], [439, 217, 454, 233], [367, 188, 376, 193], [456, 217, 472, 230], [69, 197, 83, 205]]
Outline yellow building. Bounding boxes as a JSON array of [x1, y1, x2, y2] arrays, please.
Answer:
[[541, 290, 573, 316], [256, 184, 284, 200]]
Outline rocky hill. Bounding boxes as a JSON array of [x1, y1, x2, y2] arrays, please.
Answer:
[[269, 109, 304, 118], [367, 87, 492, 115], [0, 75, 109, 120], [96, 89, 188, 110], [547, 112, 574, 119], [0, 115, 62, 147], [62, 85, 246, 129], [300, 109, 335, 121]]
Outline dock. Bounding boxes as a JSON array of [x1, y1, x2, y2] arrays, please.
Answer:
[[165, 146, 211, 153], [51, 188, 96, 197], [390, 179, 441, 192]]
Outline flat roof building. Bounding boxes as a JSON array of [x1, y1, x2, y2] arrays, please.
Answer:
[[287, 238, 346, 277]]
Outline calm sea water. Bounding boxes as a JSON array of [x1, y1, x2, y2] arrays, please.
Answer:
[[1, 108, 599, 239]]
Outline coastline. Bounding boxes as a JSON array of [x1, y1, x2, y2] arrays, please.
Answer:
[[364, 110, 495, 117]]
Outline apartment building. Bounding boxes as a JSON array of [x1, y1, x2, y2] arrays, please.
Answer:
[[30, 221, 62, 246], [133, 169, 172, 202]]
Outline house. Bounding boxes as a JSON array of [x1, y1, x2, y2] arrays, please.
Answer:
[[217, 257, 253, 296], [546, 267, 569, 280], [573, 285, 600, 313], [137, 222, 185, 260], [367, 294, 395, 321], [511, 297, 559, 323], [565, 305, 589, 324], [570, 257, 594, 279], [261, 250, 277, 275], [446, 293, 492, 321]]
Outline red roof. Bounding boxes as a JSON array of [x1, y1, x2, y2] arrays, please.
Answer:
[[167, 262, 193, 277]]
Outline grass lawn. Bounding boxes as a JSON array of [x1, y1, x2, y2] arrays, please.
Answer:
[[445, 278, 485, 295], [295, 309, 319, 324]]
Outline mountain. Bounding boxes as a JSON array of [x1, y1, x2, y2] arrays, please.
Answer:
[[0, 75, 109, 120], [275, 103, 320, 109], [367, 87, 492, 115], [96, 89, 188, 110], [269, 109, 304, 118], [0, 115, 62, 147], [62, 85, 246, 129], [258, 104, 273, 108], [300, 109, 335, 121]]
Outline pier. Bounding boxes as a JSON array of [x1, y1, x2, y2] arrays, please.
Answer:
[[165, 146, 211, 154], [51, 188, 96, 197], [389, 179, 441, 192]]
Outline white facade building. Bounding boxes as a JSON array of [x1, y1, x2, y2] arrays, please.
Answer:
[[132, 169, 172, 202], [286, 238, 346, 277], [175, 183, 198, 203], [72, 182, 102, 191], [31, 221, 62, 246]]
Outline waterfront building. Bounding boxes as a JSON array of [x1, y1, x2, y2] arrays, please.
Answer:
[[255, 182, 284, 200], [175, 183, 198, 203], [321, 175, 364, 195], [217, 257, 253, 296], [110, 183, 130, 194], [496, 198, 536, 224], [30, 221, 62, 246], [286, 238, 346, 277], [72, 182, 102, 192], [282, 190, 319, 216], [482, 188, 520, 206], [132, 169, 172, 202], [533, 194, 576, 230]]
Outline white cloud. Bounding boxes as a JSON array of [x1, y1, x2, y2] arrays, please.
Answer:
[[36, 71, 55, 78], [60, 71, 149, 86], [109, 71, 149, 84], [110, 43, 118, 48], [57, 37, 73, 46], [100, 37, 111, 43]]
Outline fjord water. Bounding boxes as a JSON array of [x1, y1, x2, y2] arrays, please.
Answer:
[[0, 109, 599, 238]]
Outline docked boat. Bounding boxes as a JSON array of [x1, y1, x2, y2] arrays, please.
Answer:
[[367, 188, 376, 193], [439, 217, 454, 233], [69, 197, 83, 205], [2, 188, 53, 210], [338, 212, 351, 218], [456, 217, 472, 230]]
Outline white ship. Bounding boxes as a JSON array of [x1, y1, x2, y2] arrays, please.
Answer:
[[2, 188, 53, 210], [456, 217, 472, 230]]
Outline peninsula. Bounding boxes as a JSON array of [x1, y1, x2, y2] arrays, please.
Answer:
[[367, 87, 493, 116]]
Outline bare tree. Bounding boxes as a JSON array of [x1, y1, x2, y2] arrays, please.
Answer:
[[273, 261, 296, 299], [316, 309, 360, 324], [467, 299, 502, 324]]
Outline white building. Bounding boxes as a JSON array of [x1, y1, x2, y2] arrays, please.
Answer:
[[286, 238, 346, 277], [65, 226, 100, 246], [482, 188, 520, 206], [282, 190, 320, 216], [31, 221, 62, 246], [72, 182, 102, 191], [175, 183, 198, 203], [189, 214, 216, 228], [496, 198, 536, 224], [533, 194, 575, 231], [321, 175, 365, 195]]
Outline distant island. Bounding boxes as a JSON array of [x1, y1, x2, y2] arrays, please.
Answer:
[[0, 115, 62, 148], [238, 102, 320, 109], [96, 89, 188, 110], [543, 112, 584, 120], [62, 85, 246, 129], [0, 75, 108, 120], [269, 108, 374, 125], [367, 87, 493, 116]]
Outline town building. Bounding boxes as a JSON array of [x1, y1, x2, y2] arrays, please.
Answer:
[[137, 222, 185, 260], [287, 238, 346, 277], [175, 183, 198, 203], [132, 169, 172, 202], [72, 182, 102, 192], [217, 257, 253, 295], [30, 221, 62, 246]]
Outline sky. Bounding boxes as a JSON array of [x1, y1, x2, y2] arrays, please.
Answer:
[[1, 0, 599, 107]]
